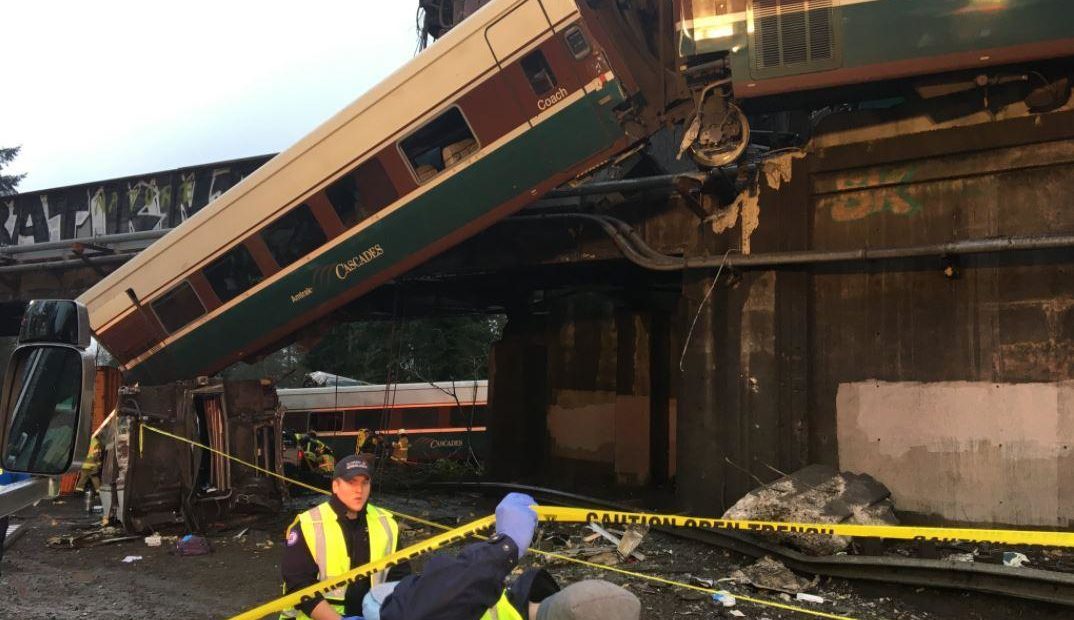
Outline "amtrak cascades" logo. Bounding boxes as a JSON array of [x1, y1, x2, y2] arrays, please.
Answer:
[[335, 244, 384, 280]]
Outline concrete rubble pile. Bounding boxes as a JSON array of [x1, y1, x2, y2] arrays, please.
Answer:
[[722, 464, 898, 555]]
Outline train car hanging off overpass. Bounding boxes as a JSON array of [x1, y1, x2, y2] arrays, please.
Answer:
[[78, 0, 686, 385]]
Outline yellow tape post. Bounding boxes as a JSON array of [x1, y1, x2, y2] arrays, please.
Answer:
[[535, 506, 1074, 548]]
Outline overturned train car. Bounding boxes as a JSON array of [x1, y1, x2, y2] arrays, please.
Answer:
[[100, 379, 285, 533]]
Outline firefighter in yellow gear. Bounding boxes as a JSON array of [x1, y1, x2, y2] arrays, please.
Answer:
[[355, 428, 369, 455], [390, 431, 409, 463], [316, 448, 336, 475], [280, 454, 408, 619], [76, 436, 102, 493]]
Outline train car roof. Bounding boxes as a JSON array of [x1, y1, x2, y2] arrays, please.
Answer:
[[278, 379, 488, 412]]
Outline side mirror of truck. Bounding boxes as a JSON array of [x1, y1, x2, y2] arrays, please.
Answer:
[[0, 300, 95, 476]]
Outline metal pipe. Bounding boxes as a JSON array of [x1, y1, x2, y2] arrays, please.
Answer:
[[0, 229, 168, 255], [543, 172, 709, 198], [0, 253, 135, 274], [511, 213, 1074, 271]]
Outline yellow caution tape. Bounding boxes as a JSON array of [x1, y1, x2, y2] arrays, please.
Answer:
[[534, 506, 1074, 548], [139, 422, 1070, 619], [142, 423, 854, 620], [228, 515, 496, 620]]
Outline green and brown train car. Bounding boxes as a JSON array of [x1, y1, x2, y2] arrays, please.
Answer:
[[79, 0, 672, 383], [78, 0, 1074, 383]]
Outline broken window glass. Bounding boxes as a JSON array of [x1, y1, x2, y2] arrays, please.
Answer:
[[399, 107, 478, 183]]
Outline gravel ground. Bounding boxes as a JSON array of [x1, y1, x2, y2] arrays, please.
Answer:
[[0, 489, 1071, 619]]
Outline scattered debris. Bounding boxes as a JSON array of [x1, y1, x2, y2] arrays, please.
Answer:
[[944, 552, 976, 563], [3, 521, 28, 550], [46, 526, 140, 549], [729, 610, 746, 617], [688, 574, 715, 588], [712, 592, 737, 607], [175, 534, 212, 556], [731, 556, 818, 594], [1003, 552, 1030, 567], [616, 525, 649, 559], [722, 464, 899, 555], [233, 527, 250, 540], [795, 593, 825, 604], [121, 555, 143, 563], [587, 550, 620, 566], [145, 533, 162, 547], [586, 522, 647, 561]]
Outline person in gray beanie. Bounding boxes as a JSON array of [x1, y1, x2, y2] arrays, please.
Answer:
[[535, 580, 640, 620]]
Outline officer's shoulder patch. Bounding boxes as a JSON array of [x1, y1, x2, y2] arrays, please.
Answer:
[[286, 528, 299, 547]]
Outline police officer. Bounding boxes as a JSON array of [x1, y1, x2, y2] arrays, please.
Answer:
[[280, 454, 408, 620]]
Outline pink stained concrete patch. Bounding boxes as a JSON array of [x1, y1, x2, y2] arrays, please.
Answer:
[[836, 380, 1074, 526]]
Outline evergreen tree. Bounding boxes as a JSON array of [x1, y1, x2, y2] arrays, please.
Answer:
[[0, 146, 26, 196], [303, 314, 506, 384]]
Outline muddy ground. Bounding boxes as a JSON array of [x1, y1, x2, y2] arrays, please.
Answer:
[[1, 489, 1071, 619]]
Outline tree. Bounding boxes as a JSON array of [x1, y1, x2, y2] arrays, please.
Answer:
[[0, 146, 26, 196], [303, 314, 507, 384]]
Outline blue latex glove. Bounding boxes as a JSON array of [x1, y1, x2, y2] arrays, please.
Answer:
[[495, 492, 537, 559], [341, 616, 363, 620]]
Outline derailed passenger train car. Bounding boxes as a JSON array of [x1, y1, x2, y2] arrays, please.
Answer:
[[112, 379, 285, 533], [79, 0, 680, 384]]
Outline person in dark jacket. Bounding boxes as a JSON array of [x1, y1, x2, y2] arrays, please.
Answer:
[[363, 494, 641, 620]]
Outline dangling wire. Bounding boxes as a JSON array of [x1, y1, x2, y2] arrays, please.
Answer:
[[678, 248, 733, 371]]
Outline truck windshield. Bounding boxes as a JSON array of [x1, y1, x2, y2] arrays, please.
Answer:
[[3, 346, 82, 475]]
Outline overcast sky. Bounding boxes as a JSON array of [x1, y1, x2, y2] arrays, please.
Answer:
[[2, 1, 418, 192]]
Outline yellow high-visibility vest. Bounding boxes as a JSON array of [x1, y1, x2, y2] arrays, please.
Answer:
[[280, 501, 398, 620], [82, 437, 102, 471], [480, 591, 524, 620]]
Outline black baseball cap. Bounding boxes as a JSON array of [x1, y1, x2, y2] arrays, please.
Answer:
[[334, 454, 374, 481]]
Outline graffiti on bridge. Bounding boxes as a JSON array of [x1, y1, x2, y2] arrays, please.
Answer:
[[0, 155, 272, 246]]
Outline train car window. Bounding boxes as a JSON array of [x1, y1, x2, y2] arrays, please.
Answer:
[[563, 25, 591, 59], [325, 158, 399, 228], [204, 244, 264, 304], [260, 204, 328, 268], [521, 50, 558, 96], [151, 280, 206, 334], [399, 107, 478, 183]]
